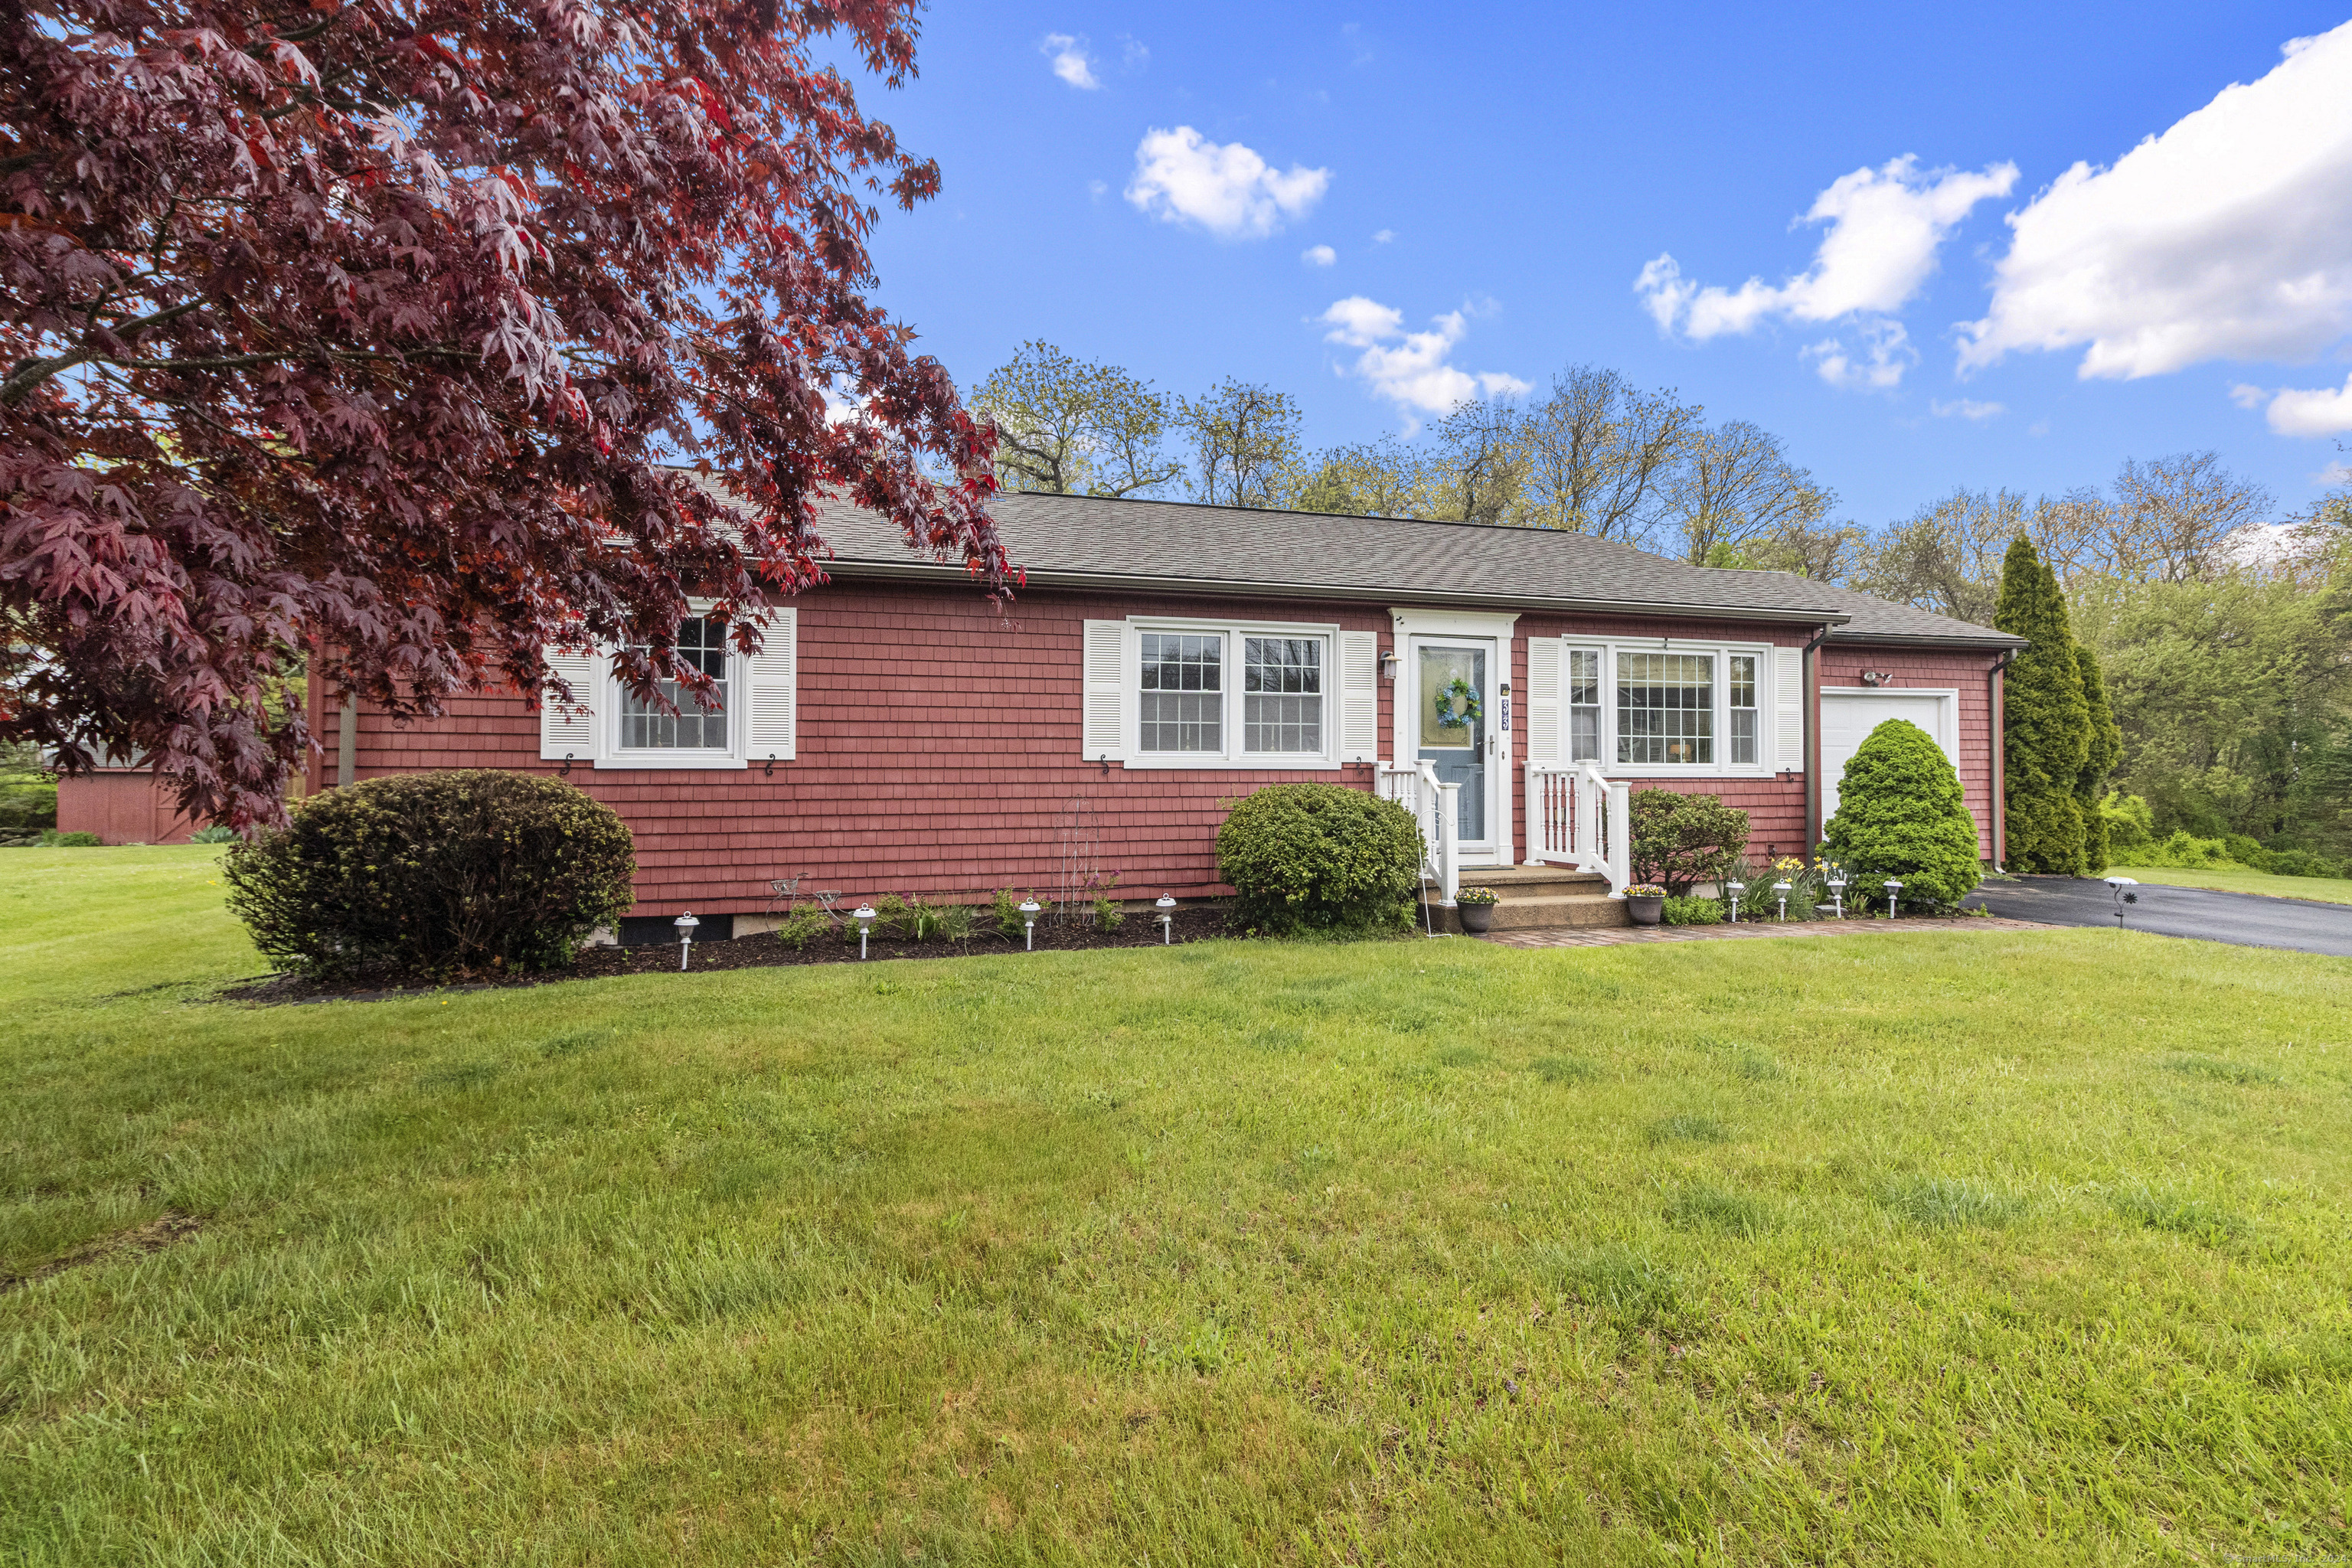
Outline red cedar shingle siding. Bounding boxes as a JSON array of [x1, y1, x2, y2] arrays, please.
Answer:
[[345, 582, 2006, 916]]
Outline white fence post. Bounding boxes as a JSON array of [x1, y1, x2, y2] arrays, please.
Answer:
[[1433, 780, 1461, 905], [1604, 777, 1631, 895]]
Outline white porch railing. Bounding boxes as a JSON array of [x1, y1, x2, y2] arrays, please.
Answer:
[[1375, 760, 1459, 906], [1526, 763, 1632, 894]]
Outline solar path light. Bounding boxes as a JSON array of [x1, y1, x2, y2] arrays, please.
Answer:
[[1773, 880, 1792, 922], [2105, 875, 2139, 927], [1019, 899, 1041, 951], [1156, 895, 1177, 944], [1726, 880, 1745, 922], [674, 912, 699, 971], [1826, 874, 1847, 920], [851, 903, 877, 961], [1883, 878, 1903, 919]]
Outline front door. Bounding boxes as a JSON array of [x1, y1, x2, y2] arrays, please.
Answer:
[[1415, 640, 1498, 860]]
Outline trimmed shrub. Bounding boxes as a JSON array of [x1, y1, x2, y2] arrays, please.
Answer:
[[44, 829, 102, 847], [1661, 894, 1723, 926], [1628, 789, 1750, 897], [1216, 783, 1421, 934], [1821, 719, 1981, 908], [224, 769, 635, 977]]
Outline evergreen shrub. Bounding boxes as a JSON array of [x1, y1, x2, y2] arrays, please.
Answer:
[[1216, 783, 1421, 934], [1994, 538, 2091, 874], [1821, 719, 1982, 908], [1661, 895, 1723, 926], [224, 769, 635, 977], [1627, 790, 1751, 896], [2099, 792, 2154, 857]]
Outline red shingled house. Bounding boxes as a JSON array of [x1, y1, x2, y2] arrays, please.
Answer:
[[299, 492, 2026, 939]]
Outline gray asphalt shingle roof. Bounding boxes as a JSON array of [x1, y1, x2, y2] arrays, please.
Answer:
[[802, 489, 2024, 648]]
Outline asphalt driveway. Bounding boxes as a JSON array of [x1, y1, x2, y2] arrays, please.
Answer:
[[1965, 875, 2352, 958]]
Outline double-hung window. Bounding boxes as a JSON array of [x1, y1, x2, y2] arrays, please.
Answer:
[[1091, 618, 1351, 767], [1567, 648, 1602, 763], [619, 616, 732, 753], [1727, 655, 1759, 766]]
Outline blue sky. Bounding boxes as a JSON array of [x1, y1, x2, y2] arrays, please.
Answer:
[[851, 3, 2352, 528]]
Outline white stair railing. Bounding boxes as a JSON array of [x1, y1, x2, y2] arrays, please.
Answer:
[[1524, 761, 1632, 895], [1375, 760, 1459, 906]]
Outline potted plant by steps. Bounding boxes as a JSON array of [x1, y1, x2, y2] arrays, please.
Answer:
[[1625, 884, 1667, 926], [1454, 885, 1500, 934]]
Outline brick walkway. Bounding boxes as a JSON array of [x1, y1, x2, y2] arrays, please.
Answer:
[[1479, 915, 2052, 949]]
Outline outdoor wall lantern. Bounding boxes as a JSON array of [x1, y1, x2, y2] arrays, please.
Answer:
[[851, 903, 877, 961], [673, 911, 700, 971], [1018, 898, 1042, 951], [1860, 670, 1893, 687], [1826, 874, 1847, 920], [1883, 878, 1903, 918], [1155, 895, 1177, 944], [1773, 880, 1792, 921], [1726, 880, 1745, 922], [1378, 648, 1399, 682], [2105, 875, 2139, 927]]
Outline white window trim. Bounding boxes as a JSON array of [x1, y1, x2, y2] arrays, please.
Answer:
[[1563, 639, 1790, 780], [1123, 616, 1344, 770], [595, 599, 751, 771]]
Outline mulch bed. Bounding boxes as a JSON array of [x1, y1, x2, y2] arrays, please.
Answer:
[[223, 905, 1234, 1004]]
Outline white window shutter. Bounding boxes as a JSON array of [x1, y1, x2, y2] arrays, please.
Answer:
[[1338, 631, 1379, 761], [1082, 619, 1129, 761], [1774, 645, 1803, 770], [540, 648, 597, 762], [1525, 637, 1561, 766], [745, 607, 797, 762]]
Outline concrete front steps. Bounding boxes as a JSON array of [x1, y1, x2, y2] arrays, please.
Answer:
[[1426, 863, 1630, 934]]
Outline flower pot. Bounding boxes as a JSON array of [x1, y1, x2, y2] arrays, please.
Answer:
[[1457, 902, 1494, 935], [1628, 893, 1664, 926]]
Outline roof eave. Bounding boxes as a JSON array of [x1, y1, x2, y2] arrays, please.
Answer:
[[822, 559, 1854, 627], [1825, 627, 2027, 650]]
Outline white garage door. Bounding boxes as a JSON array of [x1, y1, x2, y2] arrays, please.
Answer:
[[1821, 689, 1958, 824]]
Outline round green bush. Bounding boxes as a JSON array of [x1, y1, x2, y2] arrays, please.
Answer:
[[1215, 783, 1423, 934], [1821, 720, 1982, 907], [224, 770, 636, 977]]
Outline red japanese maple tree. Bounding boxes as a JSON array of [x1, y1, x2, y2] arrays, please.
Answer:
[[2, 0, 1005, 826]]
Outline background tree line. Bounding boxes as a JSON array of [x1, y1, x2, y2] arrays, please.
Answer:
[[974, 341, 2352, 866]]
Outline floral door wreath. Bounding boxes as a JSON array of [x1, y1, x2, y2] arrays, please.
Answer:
[[1432, 676, 1481, 730]]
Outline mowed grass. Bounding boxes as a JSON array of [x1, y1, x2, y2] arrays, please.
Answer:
[[4, 848, 2351, 1566], [2106, 863, 2352, 905]]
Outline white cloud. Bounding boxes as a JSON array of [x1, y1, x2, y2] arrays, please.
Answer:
[[1802, 319, 1917, 391], [1318, 296, 1529, 416], [1121, 38, 1149, 70], [1636, 155, 2018, 373], [1040, 34, 1099, 90], [1086, 178, 1107, 200], [1372, 228, 1395, 244], [1302, 244, 1336, 266], [1929, 397, 2007, 421], [1961, 21, 2352, 380], [2317, 459, 2352, 485], [1125, 127, 1330, 240], [2236, 371, 2352, 436]]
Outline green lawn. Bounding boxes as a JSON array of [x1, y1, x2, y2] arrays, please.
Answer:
[[2106, 863, 2352, 905], [5, 847, 2350, 1566]]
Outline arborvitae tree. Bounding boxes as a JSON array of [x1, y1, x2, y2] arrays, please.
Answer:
[[1993, 538, 2091, 873], [2075, 644, 2123, 874]]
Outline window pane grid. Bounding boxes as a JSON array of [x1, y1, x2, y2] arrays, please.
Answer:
[[621, 616, 730, 750], [1140, 632, 1223, 753], [1728, 655, 1758, 765], [1568, 648, 1602, 763], [1243, 636, 1322, 753], [1616, 652, 1713, 765]]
